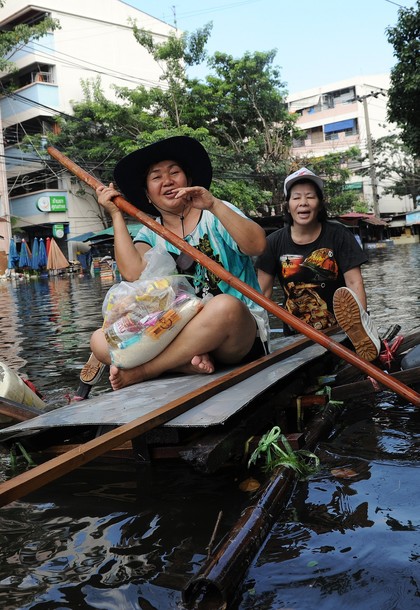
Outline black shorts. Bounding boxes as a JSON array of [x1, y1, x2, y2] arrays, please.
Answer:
[[240, 335, 268, 363]]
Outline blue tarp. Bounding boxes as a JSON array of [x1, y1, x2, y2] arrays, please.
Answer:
[[69, 224, 143, 243], [68, 231, 95, 242]]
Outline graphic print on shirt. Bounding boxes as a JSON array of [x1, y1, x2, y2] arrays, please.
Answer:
[[280, 248, 338, 330], [191, 234, 223, 297], [300, 247, 338, 279]]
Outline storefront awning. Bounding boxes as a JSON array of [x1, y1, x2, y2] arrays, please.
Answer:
[[362, 216, 388, 226], [73, 223, 144, 243], [339, 213, 388, 226], [289, 94, 320, 112], [68, 231, 96, 242], [324, 119, 356, 133]]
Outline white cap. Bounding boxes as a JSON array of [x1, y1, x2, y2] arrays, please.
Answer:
[[284, 167, 324, 196]]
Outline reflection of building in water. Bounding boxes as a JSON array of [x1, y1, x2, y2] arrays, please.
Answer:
[[46, 277, 91, 354], [0, 281, 27, 372], [0, 277, 83, 380]]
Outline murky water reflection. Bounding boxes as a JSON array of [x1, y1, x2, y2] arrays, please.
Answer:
[[0, 244, 419, 609]]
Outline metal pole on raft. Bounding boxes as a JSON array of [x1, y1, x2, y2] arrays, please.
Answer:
[[47, 146, 420, 407]]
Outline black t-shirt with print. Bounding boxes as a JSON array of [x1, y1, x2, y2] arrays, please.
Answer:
[[256, 221, 368, 334]]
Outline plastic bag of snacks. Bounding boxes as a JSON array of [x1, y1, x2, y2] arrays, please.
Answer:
[[102, 246, 202, 368]]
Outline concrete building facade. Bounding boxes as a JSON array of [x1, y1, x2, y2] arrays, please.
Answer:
[[0, 0, 175, 268], [287, 75, 414, 219]]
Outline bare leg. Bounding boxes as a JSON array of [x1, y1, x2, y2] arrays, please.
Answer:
[[90, 328, 112, 365], [104, 294, 257, 390]]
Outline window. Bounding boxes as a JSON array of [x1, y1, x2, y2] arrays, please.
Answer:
[[292, 137, 306, 148], [322, 94, 335, 109], [324, 118, 358, 140]]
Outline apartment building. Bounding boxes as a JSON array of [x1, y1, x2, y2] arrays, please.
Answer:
[[0, 0, 175, 266], [287, 75, 413, 219]]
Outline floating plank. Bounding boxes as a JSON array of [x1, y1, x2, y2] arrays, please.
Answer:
[[0, 333, 342, 507], [0, 333, 344, 442]]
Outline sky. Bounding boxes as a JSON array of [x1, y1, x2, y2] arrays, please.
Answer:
[[125, 0, 417, 94]]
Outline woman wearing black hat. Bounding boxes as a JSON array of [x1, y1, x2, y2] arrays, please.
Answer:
[[256, 167, 381, 362], [89, 136, 270, 390]]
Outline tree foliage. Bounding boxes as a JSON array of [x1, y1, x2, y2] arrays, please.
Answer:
[[0, 1, 60, 74], [369, 135, 420, 206], [130, 20, 213, 128], [39, 19, 362, 216], [386, 1, 420, 158]]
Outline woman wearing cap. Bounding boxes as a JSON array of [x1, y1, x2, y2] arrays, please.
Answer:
[[89, 136, 270, 390], [256, 168, 381, 361]]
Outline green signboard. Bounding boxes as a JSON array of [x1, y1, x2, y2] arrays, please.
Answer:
[[343, 182, 363, 191], [53, 224, 65, 238], [37, 195, 67, 212]]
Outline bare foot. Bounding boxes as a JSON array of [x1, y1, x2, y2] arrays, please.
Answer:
[[109, 353, 215, 390], [170, 353, 215, 376], [109, 364, 146, 390], [191, 353, 215, 374]]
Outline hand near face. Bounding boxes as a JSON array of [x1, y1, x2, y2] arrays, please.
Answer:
[[173, 186, 216, 211]]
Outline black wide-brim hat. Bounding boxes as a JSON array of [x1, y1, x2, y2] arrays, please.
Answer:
[[113, 136, 213, 216]]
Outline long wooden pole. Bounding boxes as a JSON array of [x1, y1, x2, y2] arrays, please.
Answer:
[[47, 146, 420, 407]]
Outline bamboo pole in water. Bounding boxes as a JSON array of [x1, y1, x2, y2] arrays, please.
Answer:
[[47, 146, 420, 407], [182, 399, 345, 609]]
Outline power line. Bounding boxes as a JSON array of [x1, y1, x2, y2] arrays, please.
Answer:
[[143, 0, 262, 24], [384, 0, 407, 8], [17, 40, 166, 89]]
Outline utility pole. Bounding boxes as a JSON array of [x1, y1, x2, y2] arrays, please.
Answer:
[[171, 5, 178, 30], [0, 107, 12, 253], [356, 89, 386, 218]]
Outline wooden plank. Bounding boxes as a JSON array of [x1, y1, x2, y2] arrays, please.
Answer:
[[0, 331, 332, 507], [0, 332, 340, 437], [0, 397, 42, 422]]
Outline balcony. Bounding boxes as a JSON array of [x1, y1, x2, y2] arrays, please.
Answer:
[[5, 144, 46, 178], [0, 81, 59, 125], [291, 131, 360, 156], [5, 33, 55, 65]]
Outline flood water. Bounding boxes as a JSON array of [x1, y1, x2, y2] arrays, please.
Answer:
[[0, 244, 419, 610]]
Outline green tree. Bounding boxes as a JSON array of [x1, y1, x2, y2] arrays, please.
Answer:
[[386, 1, 420, 157], [39, 20, 356, 218], [125, 25, 300, 213], [130, 20, 213, 127], [370, 135, 420, 207], [47, 79, 218, 217], [196, 51, 299, 212], [0, 1, 60, 74]]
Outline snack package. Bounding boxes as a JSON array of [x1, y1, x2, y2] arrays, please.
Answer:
[[102, 246, 202, 368]]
